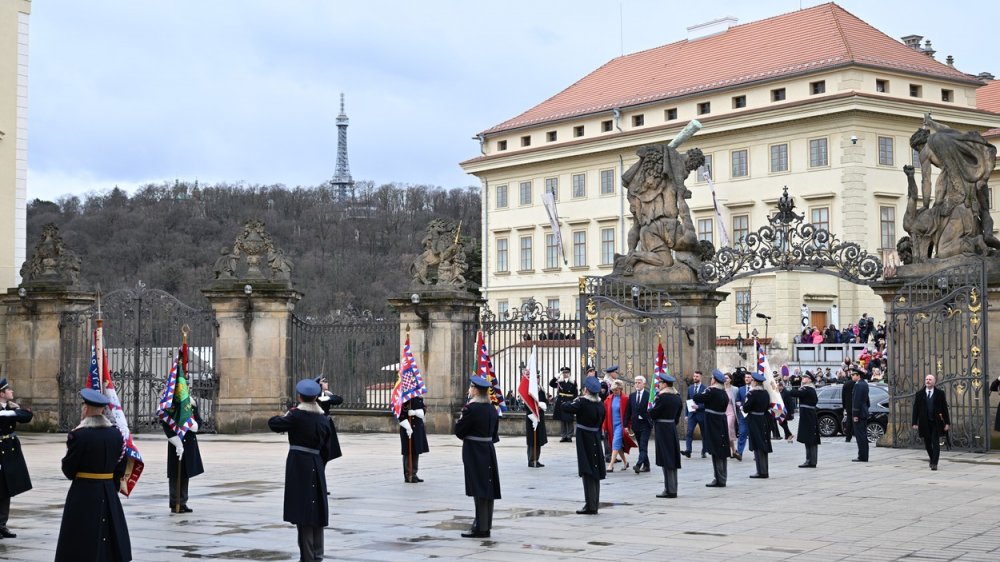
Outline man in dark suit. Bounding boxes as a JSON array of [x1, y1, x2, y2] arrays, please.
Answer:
[[841, 370, 855, 442], [851, 370, 870, 462], [912, 374, 950, 470], [628, 375, 652, 473], [734, 369, 750, 461], [682, 370, 707, 458]]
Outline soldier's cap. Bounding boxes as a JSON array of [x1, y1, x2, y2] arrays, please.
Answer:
[[296, 379, 321, 398], [583, 376, 602, 394], [469, 375, 491, 388], [850, 368, 865, 376], [80, 388, 110, 407], [605, 365, 619, 374], [0, 378, 8, 391], [518, 362, 526, 370], [712, 369, 726, 383], [801, 371, 815, 381], [751, 371, 767, 383], [585, 366, 596, 374], [657, 372, 675, 384], [559, 366, 571, 373]]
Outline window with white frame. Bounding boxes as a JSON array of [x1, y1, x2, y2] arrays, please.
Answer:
[[879, 206, 896, 249], [770, 143, 788, 173], [733, 215, 749, 243], [810, 207, 830, 231], [698, 154, 713, 182], [573, 231, 587, 267], [495, 184, 508, 209], [572, 173, 586, 198], [878, 136, 894, 166], [547, 298, 561, 318], [545, 177, 558, 201], [519, 235, 533, 270], [697, 218, 713, 244], [496, 238, 508, 272], [600, 227, 615, 265], [600, 169, 615, 195], [519, 181, 532, 205], [735, 289, 751, 325], [497, 300, 509, 318], [731, 149, 748, 177], [809, 138, 828, 167], [545, 233, 559, 269]]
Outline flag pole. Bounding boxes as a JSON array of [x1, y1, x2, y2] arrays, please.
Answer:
[[405, 324, 413, 482], [95, 290, 105, 394]]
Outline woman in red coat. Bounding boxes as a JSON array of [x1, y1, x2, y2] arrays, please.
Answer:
[[602, 380, 635, 471]]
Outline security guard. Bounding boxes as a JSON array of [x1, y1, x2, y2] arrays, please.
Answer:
[[398, 395, 429, 483], [648, 372, 683, 498], [0, 377, 32, 539], [54, 389, 132, 562], [789, 371, 820, 468], [560, 376, 606, 514], [549, 367, 578, 442], [743, 371, 773, 478], [162, 398, 204, 513], [693, 370, 731, 487], [455, 375, 501, 538]]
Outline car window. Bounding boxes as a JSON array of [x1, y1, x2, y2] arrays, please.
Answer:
[[871, 387, 888, 402]]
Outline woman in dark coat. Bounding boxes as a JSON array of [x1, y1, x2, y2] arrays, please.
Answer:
[[55, 389, 131, 562], [525, 385, 548, 467], [742, 372, 773, 478], [648, 372, 682, 498], [0, 377, 32, 538], [549, 367, 578, 441], [559, 376, 606, 514], [399, 396, 429, 482], [162, 400, 204, 513], [455, 375, 501, 538], [789, 372, 820, 467], [268, 379, 339, 562]]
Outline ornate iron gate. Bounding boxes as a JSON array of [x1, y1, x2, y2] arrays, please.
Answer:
[[288, 310, 399, 409], [886, 261, 990, 451], [58, 282, 219, 432], [580, 277, 684, 383]]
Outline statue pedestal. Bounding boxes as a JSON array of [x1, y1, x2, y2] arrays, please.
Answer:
[[388, 289, 481, 434], [203, 284, 301, 433], [666, 285, 730, 376], [1, 287, 95, 431]]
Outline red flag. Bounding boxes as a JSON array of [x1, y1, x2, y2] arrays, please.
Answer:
[[517, 346, 540, 428]]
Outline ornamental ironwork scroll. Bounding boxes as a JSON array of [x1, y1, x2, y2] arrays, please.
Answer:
[[698, 187, 883, 287]]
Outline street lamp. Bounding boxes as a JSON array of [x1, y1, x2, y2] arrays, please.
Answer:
[[735, 331, 746, 365]]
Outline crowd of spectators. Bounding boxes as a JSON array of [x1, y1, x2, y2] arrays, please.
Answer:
[[794, 313, 886, 353]]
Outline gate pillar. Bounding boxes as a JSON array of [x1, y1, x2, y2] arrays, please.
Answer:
[[203, 283, 301, 433], [2, 286, 95, 431], [388, 289, 481, 434], [669, 287, 729, 377]]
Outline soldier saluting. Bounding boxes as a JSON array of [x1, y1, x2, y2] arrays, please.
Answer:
[[549, 366, 578, 442], [0, 376, 32, 539]]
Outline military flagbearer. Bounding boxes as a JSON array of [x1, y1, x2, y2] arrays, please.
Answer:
[[518, 359, 548, 468], [789, 371, 820, 468], [398, 396, 429, 482], [549, 366, 578, 442], [156, 341, 204, 514], [649, 372, 682, 498], [693, 369, 730, 487], [743, 370, 773, 478], [268, 379, 340, 562], [560, 376, 606, 514], [55, 389, 132, 562], [0, 376, 32, 539], [315, 375, 344, 416], [455, 375, 501, 538]]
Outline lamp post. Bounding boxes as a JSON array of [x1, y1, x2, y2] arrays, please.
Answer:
[[755, 312, 772, 352], [735, 332, 745, 366]]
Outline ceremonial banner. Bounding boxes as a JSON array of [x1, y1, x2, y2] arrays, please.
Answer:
[[650, 338, 667, 410], [475, 330, 506, 414], [157, 343, 196, 439], [518, 346, 541, 429], [755, 339, 786, 422], [390, 333, 428, 418]]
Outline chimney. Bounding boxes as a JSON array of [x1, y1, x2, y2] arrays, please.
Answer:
[[901, 34, 923, 50], [978, 72, 996, 81], [687, 16, 738, 41], [946, 55, 954, 67], [922, 40, 936, 58]]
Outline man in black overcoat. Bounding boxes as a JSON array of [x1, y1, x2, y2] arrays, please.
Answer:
[[162, 399, 204, 513], [560, 376, 606, 514], [693, 370, 730, 487], [842, 372, 855, 442], [455, 375, 501, 538], [399, 395, 429, 482], [549, 366, 578, 442], [648, 373, 682, 498], [55, 389, 131, 562], [268, 379, 340, 562], [912, 374, 950, 470], [789, 372, 820, 467], [628, 375, 652, 473], [990, 376, 1000, 433], [742, 371, 773, 478], [0, 377, 32, 538], [851, 370, 870, 462]]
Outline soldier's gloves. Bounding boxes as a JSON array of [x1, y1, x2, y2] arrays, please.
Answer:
[[189, 420, 199, 433], [538, 402, 547, 412], [411, 409, 425, 419], [400, 419, 413, 438], [167, 435, 185, 459], [0, 410, 15, 417]]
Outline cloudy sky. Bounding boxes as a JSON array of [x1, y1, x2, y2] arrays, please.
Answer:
[[26, 0, 997, 201]]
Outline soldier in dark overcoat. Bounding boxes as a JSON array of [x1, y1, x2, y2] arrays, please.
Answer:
[[0, 377, 32, 538], [55, 389, 131, 562], [455, 375, 501, 538], [315, 375, 344, 416], [162, 399, 204, 513], [742, 371, 773, 478], [398, 395, 429, 482], [525, 383, 548, 467], [559, 376, 606, 514], [648, 372, 682, 498], [268, 379, 339, 562], [549, 366, 578, 441], [692, 370, 731, 487], [789, 372, 820, 468]]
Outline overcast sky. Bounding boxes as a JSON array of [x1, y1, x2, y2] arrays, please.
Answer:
[[25, 0, 997, 202]]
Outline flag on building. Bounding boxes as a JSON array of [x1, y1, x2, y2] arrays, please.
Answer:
[[390, 333, 428, 418], [705, 170, 732, 247], [517, 346, 541, 429], [157, 343, 196, 440], [650, 338, 667, 410], [89, 323, 144, 497], [755, 339, 786, 422], [475, 330, 506, 414]]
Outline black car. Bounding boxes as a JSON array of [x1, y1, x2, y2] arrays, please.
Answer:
[[814, 383, 889, 443]]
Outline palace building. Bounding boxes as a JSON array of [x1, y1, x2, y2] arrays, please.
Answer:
[[460, 3, 1000, 353]]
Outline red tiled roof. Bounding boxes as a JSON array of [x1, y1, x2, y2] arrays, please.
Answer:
[[984, 128, 1000, 138], [483, 2, 978, 135], [978, 80, 1000, 115]]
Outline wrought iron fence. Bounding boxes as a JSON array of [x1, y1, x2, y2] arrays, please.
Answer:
[[288, 310, 400, 410]]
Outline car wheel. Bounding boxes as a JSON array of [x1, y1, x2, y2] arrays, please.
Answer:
[[817, 414, 839, 437], [866, 421, 885, 443]]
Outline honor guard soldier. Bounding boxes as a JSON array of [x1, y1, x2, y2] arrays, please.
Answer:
[[693, 370, 730, 487], [789, 371, 820, 468], [315, 375, 344, 416], [648, 372, 682, 498], [0, 377, 32, 539], [549, 366, 578, 442], [560, 376, 606, 514], [455, 375, 501, 538], [398, 395, 429, 482], [162, 397, 204, 513], [268, 379, 341, 562], [525, 370, 548, 467], [743, 371, 773, 478], [55, 389, 132, 562]]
